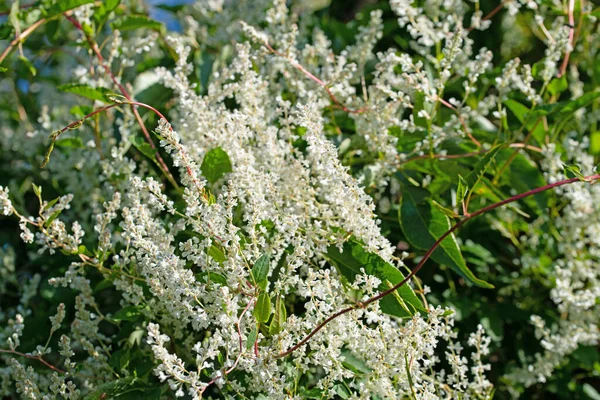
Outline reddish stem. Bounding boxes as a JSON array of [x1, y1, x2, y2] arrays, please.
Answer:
[[274, 173, 600, 359], [264, 42, 368, 114], [0, 349, 66, 374], [437, 97, 481, 148], [558, 0, 575, 78], [467, 1, 506, 33], [64, 15, 179, 189]]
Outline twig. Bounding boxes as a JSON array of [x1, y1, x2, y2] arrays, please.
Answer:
[[263, 42, 368, 114], [466, 1, 506, 33], [200, 298, 255, 395], [64, 15, 180, 190], [436, 97, 481, 147], [0, 349, 65, 373], [558, 0, 575, 78], [274, 173, 600, 359], [0, 18, 46, 64]]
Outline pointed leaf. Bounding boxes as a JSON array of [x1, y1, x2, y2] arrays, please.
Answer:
[[398, 186, 493, 288], [111, 15, 163, 32], [58, 83, 114, 103], [465, 145, 502, 194], [251, 254, 270, 285], [269, 296, 287, 335], [326, 240, 426, 318], [201, 147, 232, 184], [253, 293, 271, 323]]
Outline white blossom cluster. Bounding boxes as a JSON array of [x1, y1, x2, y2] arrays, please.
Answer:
[[507, 137, 600, 387], [0, 0, 598, 398]]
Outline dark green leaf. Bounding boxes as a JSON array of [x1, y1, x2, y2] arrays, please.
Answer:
[[111, 15, 163, 32], [201, 147, 232, 184], [497, 150, 549, 212], [251, 254, 270, 285], [504, 100, 545, 144], [326, 239, 426, 318], [131, 136, 158, 163], [113, 305, 144, 322], [465, 145, 502, 195], [19, 56, 36, 76], [0, 24, 13, 40], [195, 271, 227, 286], [398, 186, 493, 288], [531, 91, 600, 119]]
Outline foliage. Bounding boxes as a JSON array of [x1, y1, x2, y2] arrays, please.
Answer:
[[0, 0, 599, 399]]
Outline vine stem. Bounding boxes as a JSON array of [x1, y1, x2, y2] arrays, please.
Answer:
[[436, 97, 481, 147], [558, 0, 575, 78], [0, 349, 66, 374], [0, 18, 46, 64], [274, 173, 600, 359], [263, 42, 368, 114], [466, 1, 506, 33], [64, 15, 179, 190]]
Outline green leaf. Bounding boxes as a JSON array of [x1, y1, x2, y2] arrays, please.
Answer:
[[253, 293, 271, 323], [42, 197, 60, 212], [326, 239, 426, 318], [251, 254, 270, 285], [547, 75, 568, 96], [0, 66, 7, 73], [0, 24, 13, 40], [341, 349, 372, 375], [44, 0, 95, 18], [564, 164, 586, 181], [55, 137, 84, 148], [113, 305, 144, 322], [497, 150, 549, 212], [591, 131, 600, 155], [131, 136, 157, 163], [32, 183, 42, 202], [93, 0, 121, 27], [504, 100, 546, 144], [245, 325, 258, 350], [19, 56, 36, 76], [83, 376, 136, 400], [431, 200, 458, 219], [456, 174, 468, 204], [398, 185, 493, 288], [195, 271, 227, 286], [111, 15, 163, 32], [465, 145, 502, 195], [44, 210, 62, 228], [58, 83, 114, 103], [269, 295, 287, 335], [208, 245, 226, 264], [531, 91, 600, 119], [201, 147, 232, 184]]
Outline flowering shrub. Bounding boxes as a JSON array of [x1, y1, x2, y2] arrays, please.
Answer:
[[0, 0, 599, 398]]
